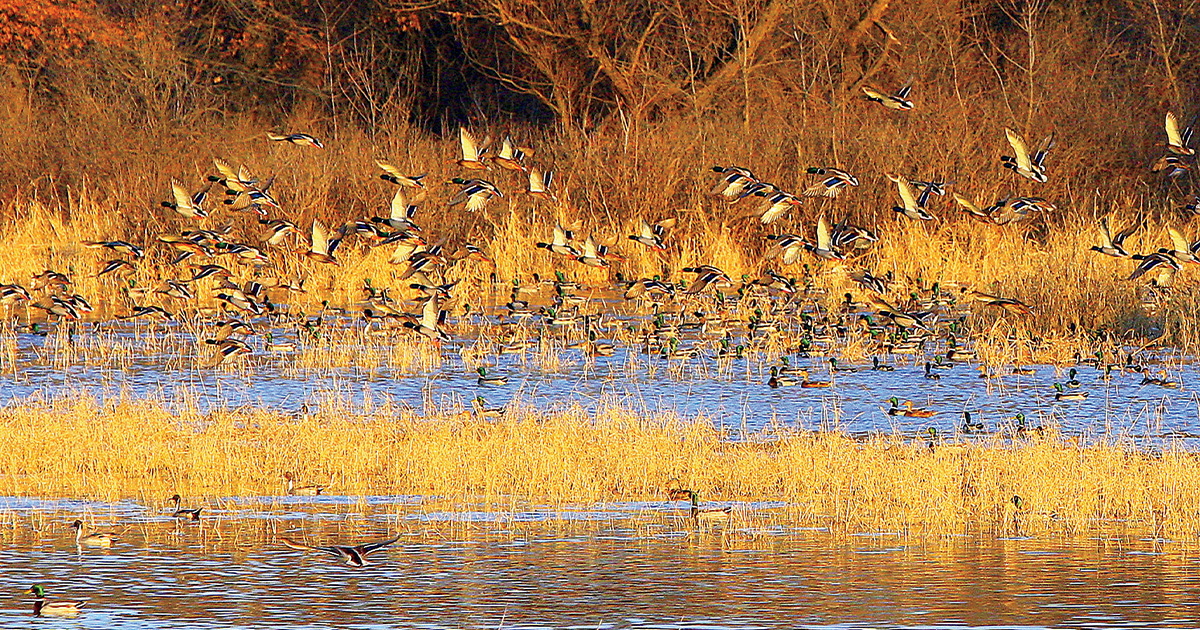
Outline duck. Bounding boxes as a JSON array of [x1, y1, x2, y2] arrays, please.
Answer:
[[280, 534, 402, 567], [803, 214, 845, 260], [1053, 382, 1089, 401], [872, 356, 895, 371], [1165, 111, 1195, 155], [491, 134, 531, 171], [960, 411, 985, 435], [455, 127, 490, 170], [887, 397, 936, 418], [70, 520, 117, 547], [1000, 128, 1053, 183], [829, 358, 857, 373], [1090, 215, 1138, 258], [861, 79, 914, 110], [524, 167, 556, 201], [768, 366, 799, 388], [374, 158, 427, 188], [267, 132, 324, 148], [284, 472, 327, 496], [679, 489, 732, 525], [1063, 368, 1082, 388], [402, 295, 450, 343], [447, 178, 503, 212], [169, 494, 203, 521], [924, 362, 941, 380], [1011, 366, 1036, 376], [303, 220, 341, 265], [887, 173, 936, 221], [477, 366, 509, 385], [161, 179, 210, 220], [1141, 370, 1180, 388], [471, 397, 505, 419], [627, 217, 674, 251], [1013, 413, 1045, 438], [803, 167, 859, 198], [264, 333, 296, 353], [22, 585, 86, 617]]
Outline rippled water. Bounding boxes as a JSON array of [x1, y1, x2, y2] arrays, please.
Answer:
[[1, 497, 1197, 629], [2, 313, 1197, 442]]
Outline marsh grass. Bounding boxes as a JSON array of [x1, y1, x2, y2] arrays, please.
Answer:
[[2, 396, 1198, 537]]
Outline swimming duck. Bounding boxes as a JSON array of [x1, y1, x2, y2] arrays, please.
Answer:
[[829, 358, 857, 372], [471, 397, 505, 419], [70, 520, 117, 547], [284, 472, 327, 496], [1141, 370, 1180, 388], [872, 356, 894, 371], [1064, 368, 1081, 388], [888, 397, 935, 417], [280, 534, 402, 567], [924, 362, 941, 380], [960, 411, 985, 434], [680, 490, 732, 524], [477, 366, 509, 385], [169, 494, 202, 521], [768, 366, 799, 388], [1053, 382, 1088, 401], [22, 585, 86, 617]]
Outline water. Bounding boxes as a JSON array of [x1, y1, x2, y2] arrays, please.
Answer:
[[1, 497, 1197, 629], [2, 314, 1197, 442]]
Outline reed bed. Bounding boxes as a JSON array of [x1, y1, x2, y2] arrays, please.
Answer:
[[2, 396, 1197, 537]]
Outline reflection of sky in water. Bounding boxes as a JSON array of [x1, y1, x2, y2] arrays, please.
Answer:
[[1, 497, 1200, 629], [3, 322, 1198, 444]]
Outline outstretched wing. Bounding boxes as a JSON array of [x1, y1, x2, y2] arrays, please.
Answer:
[[1005, 128, 1032, 172]]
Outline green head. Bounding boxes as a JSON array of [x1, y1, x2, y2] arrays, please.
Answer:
[[888, 396, 899, 407], [1054, 383, 1063, 393], [927, 427, 938, 440], [1069, 368, 1077, 380], [735, 345, 745, 358], [1017, 413, 1027, 427], [1012, 495, 1024, 510], [686, 489, 699, 505], [23, 584, 45, 598], [477, 367, 487, 377], [770, 366, 779, 377]]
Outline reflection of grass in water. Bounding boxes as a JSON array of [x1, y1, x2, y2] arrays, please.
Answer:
[[0, 395, 1196, 537]]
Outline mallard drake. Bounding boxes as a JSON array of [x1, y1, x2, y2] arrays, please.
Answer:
[[370, 188, 423, 233], [829, 358, 857, 372], [886, 173, 935, 221], [169, 494, 202, 521], [280, 534, 401, 567], [1167, 226, 1200, 264], [96, 258, 136, 279], [1165, 111, 1195, 155], [888, 397, 935, 417], [1013, 413, 1045, 438], [682, 265, 733, 295], [303, 220, 341, 266], [960, 411, 985, 434], [679, 490, 732, 524], [1064, 368, 1081, 388], [119, 305, 173, 321], [1090, 215, 1139, 258], [803, 167, 859, 198], [83, 240, 145, 259], [710, 165, 760, 200], [206, 339, 252, 368], [267, 132, 324, 148], [535, 223, 581, 259], [70, 520, 117, 547], [259, 218, 301, 247], [924, 362, 941, 380], [402, 295, 450, 342], [804, 214, 844, 260], [447, 178, 502, 212], [1053, 382, 1088, 401], [575, 235, 610, 268], [861, 79, 914, 110], [264, 333, 296, 352], [476, 366, 509, 385], [872, 356, 894, 371], [1128, 250, 1180, 284], [1001, 128, 1053, 183], [472, 397, 505, 419], [22, 585, 86, 617], [374, 158, 427, 188], [752, 186, 803, 224], [766, 233, 806, 265], [455, 127, 491, 170], [768, 366, 799, 387], [161, 179, 210, 220], [283, 472, 327, 496]]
